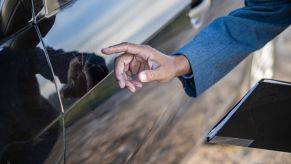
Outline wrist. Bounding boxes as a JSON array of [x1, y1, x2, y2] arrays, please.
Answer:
[[173, 54, 191, 77]]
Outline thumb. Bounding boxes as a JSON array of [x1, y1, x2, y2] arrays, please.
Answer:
[[138, 69, 162, 82]]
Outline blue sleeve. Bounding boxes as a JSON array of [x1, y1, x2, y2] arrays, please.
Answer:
[[176, 0, 291, 97]]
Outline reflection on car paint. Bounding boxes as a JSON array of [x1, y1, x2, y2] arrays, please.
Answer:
[[45, 47, 109, 100], [37, 0, 189, 111], [35, 11, 110, 109], [0, 27, 64, 163], [0, 0, 33, 42]]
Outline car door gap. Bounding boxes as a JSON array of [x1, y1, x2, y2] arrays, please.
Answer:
[[34, 24, 67, 164]]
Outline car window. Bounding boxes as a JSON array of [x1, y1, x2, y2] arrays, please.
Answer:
[[0, 0, 33, 43], [0, 26, 64, 163]]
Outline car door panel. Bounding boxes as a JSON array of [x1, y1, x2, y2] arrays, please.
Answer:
[[63, 73, 188, 163], [36, 0, 253, 163], [0, 26, 65, 163], [36, 0, 191, 110], [0, 0, 34, 43], [44, 0, 249, 163], [34, 0, 194, 163]]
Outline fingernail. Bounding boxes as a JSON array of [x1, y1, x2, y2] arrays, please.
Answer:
[[129, 86, 135, 93], [139, 72, 147, 82], [136, 83, 142, 88], [118, 81, 124, 88], [101, 48, 109, 53]]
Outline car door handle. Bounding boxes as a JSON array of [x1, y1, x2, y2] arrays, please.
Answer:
[[188, 0, 211, 29]]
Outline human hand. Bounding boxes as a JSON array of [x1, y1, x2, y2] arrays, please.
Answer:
[[102, 43, 191, 92]]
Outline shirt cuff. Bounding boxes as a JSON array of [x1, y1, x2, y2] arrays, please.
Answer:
[[172, 53, 197, 97], [181, 73, 194, 79]]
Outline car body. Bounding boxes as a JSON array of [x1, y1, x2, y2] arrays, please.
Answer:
[[0, 0, 275, 163]]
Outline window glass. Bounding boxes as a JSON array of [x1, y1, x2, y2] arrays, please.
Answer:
[[0, 26, 64, 163]]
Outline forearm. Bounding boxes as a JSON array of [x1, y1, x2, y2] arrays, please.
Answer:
[[177, 0, 291, 97]]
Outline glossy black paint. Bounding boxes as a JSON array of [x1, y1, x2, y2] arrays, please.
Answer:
[[35, 0, 193, 162], [0, 26, 64, 163], [0, 0, 33, 42]]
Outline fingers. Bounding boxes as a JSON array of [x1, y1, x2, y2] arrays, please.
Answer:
[[114, 53, 144, 92], [125, 81, 136, 92], [102, 43, 169, 92], [129, 58, 141, 74], [138, 68, 163, 83], [102, 42, 139, 54], [123, 80, 142, 93], [102, 43, 151, 59], [131, 80, 143, 88], [114, 53, 132, 88]]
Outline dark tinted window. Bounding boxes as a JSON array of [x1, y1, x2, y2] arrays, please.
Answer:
[[0, 26, 64, 163]]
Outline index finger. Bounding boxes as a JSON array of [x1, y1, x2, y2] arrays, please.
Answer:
[[101, 43, 142, 56]]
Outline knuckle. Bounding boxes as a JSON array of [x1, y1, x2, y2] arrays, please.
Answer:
[[122, 42, 135, 47], [141, 44, 152, 49], [121, 42, 129, 45], [137, 44, 144, 49], [157, 70, 168, 82], [114, 56, 123, 65], [124, 53, 132, 58], [147, 71, 153, 77], [145, 71, 152, 79], [146, 71, 157, 81]]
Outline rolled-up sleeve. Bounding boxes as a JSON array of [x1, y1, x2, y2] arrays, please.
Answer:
[[176, 0, 291, 97]]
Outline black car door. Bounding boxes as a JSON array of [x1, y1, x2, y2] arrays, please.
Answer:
[[33, 0, 199, 163], [0, 0, 65, 163], [32, 0, 253, 163]]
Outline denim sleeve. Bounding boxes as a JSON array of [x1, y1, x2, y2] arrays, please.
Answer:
[[176, 0, 291, 97]]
